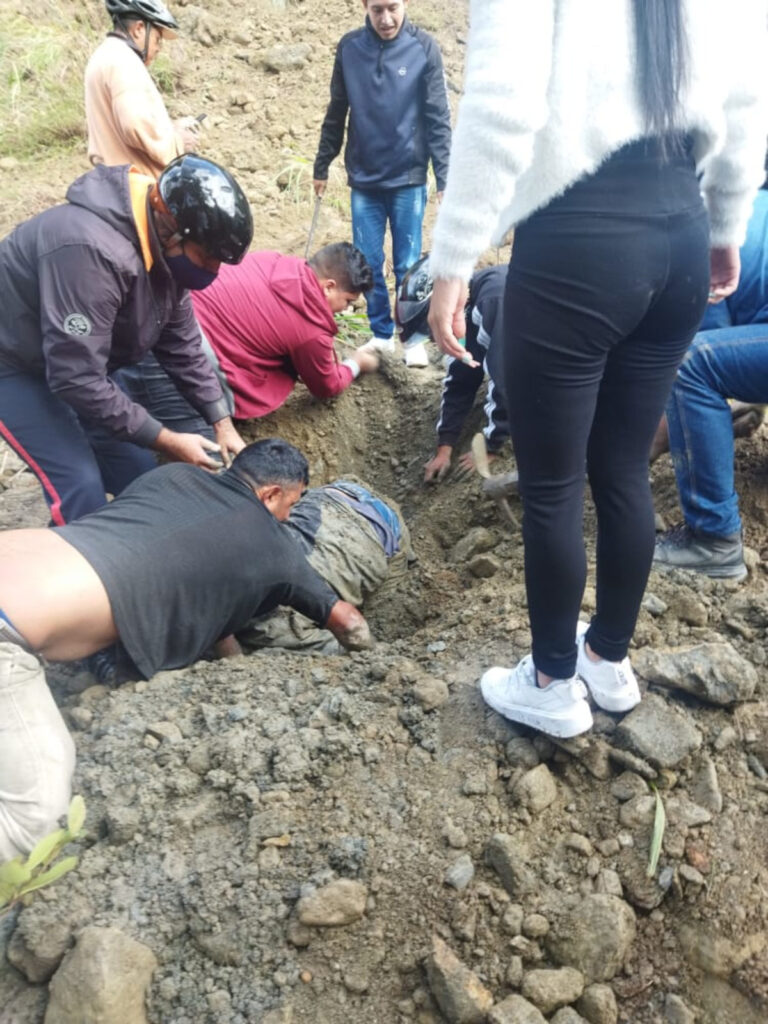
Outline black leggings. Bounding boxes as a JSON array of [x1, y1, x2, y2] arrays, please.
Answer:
[[504, 140, 710, 678]]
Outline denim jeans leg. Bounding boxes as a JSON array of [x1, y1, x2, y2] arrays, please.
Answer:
[[666, 324, 768, 536], [114, 352, 214, 439], [351, 189, 392, 338], [387, 185, 427, 292]]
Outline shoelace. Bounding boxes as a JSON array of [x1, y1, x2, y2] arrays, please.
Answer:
[[661, 522, 694, 549]]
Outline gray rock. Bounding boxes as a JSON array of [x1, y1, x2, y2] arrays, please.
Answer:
[[678, 925, 766, 977], [425, 935, 493, 1023], [44, 926, 157, 1024], [145, 720, 182, 743], [618, 794, 655, 829], [451, 527, 496, 563], [664, 992, 695, 1024], [577, 982, 618, 1024], [261, 43, 312, 73], [445, 854, 475, 891], [714, 725, 738, 751], [488, 994, 547, 1024], [412, 676, 450, 711], [690, 755, 723, 813], [614, 694, 701, 768], [546, 894, 636, 982], [505, 737, 541, 769], [551, 1010, 589, 1024], [668, 593, 708, 626], [642, 593, 668, 617], [633, 642, 757, 706], [665, 795, 712, 827], [7, 917, 72, 983], [522, 913, 550, 939], [502, 903, 524, 935], [609, 772, 648, 802], [506, 955, 524, 986], [104, 805, 141, 845], [679, 864, 705, 887], [565, 833, 594, 857], [468, 553, 501, 578], [522, 966, 585, 1013], [595, 870, 623, 897], [512, 764, 557, 813], [486, 834, 537, 897], [297, 880, 367, 927]]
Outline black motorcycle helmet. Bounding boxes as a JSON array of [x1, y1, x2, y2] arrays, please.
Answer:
[[105, 0, 179, 36], [158, 154, 253, 265], [396, 253, 433, 343]]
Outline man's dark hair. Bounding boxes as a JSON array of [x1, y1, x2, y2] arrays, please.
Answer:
[[229, 439, 309, 489], [310, 242, 373, 294], [633, 0, 689, 148]]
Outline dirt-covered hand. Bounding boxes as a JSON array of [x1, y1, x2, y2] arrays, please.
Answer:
[[325, 601, 372, 650], [428, 277, 468, 360], [174, 116, 202, 153], [213, 417, 246, 468], [424, 446, 452, 483], [153, 428, 223, 471], [351, 350, 380, 374]]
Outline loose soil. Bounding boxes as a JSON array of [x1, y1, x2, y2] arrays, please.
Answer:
[[1, 2, 768, 1023]]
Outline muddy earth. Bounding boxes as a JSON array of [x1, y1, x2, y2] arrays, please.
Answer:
[[2, 2, 768, 1023]]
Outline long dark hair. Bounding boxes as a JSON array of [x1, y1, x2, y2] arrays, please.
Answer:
[[633, 0, 689, 141]]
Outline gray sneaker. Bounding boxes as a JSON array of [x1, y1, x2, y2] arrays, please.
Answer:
[[653, 524, 747, 581]]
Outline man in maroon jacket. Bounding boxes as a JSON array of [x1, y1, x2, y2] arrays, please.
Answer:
[[116, 242, 381, 428], [0, 154, 252, 524]]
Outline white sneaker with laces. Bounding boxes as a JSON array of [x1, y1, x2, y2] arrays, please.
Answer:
[[575, 621, 641, 713], [404, 341, 429, 367], [359, 335, 395, 354], [480, 654, 593, 738]]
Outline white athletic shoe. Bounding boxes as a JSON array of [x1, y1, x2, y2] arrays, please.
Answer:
[[480, 654, 593, 739], [358, 335, 396, 354], [576, 621, 641, 713], [404, 341, 429, 367]]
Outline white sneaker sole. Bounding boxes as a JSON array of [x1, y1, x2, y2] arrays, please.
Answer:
[[480, 667, 593, 739], [575, 625, 641, 713]]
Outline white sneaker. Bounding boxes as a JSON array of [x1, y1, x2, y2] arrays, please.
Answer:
[[358, 336, 395, 354], [576, 621, 641, 713], [480, 655, 593, 739], [404, 341, 429, 367]]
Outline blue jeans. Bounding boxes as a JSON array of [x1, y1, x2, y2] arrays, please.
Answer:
[[666, 314, 768, 537], [114, 353, 214, 440], [0, 364, 156, 524], [351, 185, 426, 339]]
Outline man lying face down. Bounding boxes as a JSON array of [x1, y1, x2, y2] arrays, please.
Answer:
[[0, 439, 368, 860], [238, 478, 413, 654]]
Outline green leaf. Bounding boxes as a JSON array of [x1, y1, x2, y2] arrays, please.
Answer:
[[25, 828, 68, 871], [647, 785, 666, 878], [0, 856, 30, 887], [66, 795, 86, 837], [18, 856, 78, 896]]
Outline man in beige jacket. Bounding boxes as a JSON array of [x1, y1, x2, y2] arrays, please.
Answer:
[[85, 0, 198, 178]]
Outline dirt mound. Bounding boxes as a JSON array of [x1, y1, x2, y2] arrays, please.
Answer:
[[2, 1, 768, 1023]]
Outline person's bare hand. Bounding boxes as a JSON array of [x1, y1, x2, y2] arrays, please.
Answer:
[[709, 246, 740, 303], [313, 179, 327, 197], [424, 445, 452, 483], [428, 277, 469, 360], [456, 448, 500, 477], [213, 417, 246, 468], [153, 428, 223, 470], [352, 349, 380, 374], [326, 600, 372, 650], [174, 116, 201, 153]]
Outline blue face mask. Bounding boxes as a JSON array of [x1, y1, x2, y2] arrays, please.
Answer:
[[165, 252, 218, 291]]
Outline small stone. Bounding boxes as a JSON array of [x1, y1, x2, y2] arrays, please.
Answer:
[[522, 966, 585, 1013], [506, 955, 524, 986], [67, 706, 93, 731], [486, 834, 537, 897], [633, 642, 758, 706], [609, 772, 648, 802], [462, 774, 488, 796], [714, 725, 737, 751], [551, 1010, 589, 1024], [618, 794, 656, 829], [104, 806, 141, 845], [343, 967, 369, 994], [595, 870, 623, 897], [286, 919, 312, 948], [522, 914, 550, 939], [445, 855, 475, 891], [467, 553, 500, 578], [664, 992, 696, 1024], [577, 982, 618, 1024], [565, 834, 594, 857], [690, 755, 723, 813], [614, 694, 702, 768], [502, 904, 524, 935], [678, 864, 705, 886], [489, 994, 547, 1024], [297, 880, 367, 928], [145, 720, 182, 744], [668, 593, 708, 626], [412, 676, 450, 711], [642, 593, 668, 616], [678, 925, 766, 977], [451, 527, 496, 563], [546, 895, 636, 983], [44, 926, 157, 1024], [505, 737, 541, 769], [7, 918, 72, 983], [512, 764, 557, 813], [261, 42, 312, 73], [444, 822, 469, 849], [425, 935, 493, 1023], [597, 839, 620, 857]]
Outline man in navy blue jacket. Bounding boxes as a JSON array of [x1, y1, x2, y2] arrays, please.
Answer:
[[312, 0, 451, 351]]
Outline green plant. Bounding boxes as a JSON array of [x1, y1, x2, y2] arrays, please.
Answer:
[[335, 309, 370, 348], [647, 785, 666, 877], [274, 155, 313, 206], [0, 796, 86, 917]]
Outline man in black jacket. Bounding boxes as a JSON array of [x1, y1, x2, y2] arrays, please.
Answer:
[[0, 154, 252, 523], [312, 0, 451, 352]]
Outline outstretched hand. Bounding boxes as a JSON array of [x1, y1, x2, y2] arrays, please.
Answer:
[[424, 445, 452, 483], [325, 600, 372, 650], [153, 428, 223, 471], [428, 277, 469, 361]]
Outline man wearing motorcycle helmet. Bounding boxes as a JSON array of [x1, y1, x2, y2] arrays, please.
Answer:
[[0, 154, 253, 524], [396, 254, 511, 483], [85, 0, 200, 178]]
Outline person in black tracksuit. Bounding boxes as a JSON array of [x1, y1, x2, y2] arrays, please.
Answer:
[[396, 258, 510, 481], [312, 1, 451, 347]]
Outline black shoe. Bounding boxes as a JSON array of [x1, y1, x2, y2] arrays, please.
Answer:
[[653, 524, 747, 580], [87, 646, 119, 686]]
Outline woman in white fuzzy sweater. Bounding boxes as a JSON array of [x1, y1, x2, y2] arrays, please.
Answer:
[[428, 0, 767, 738]]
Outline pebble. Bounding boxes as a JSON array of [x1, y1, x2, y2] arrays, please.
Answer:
[[577, 982, 618, 1024], [690, 756, 723, 813], [297, 880, 367, 927], [512, 764, 557, 813], [642, 593, 668, 616], [713, 725, 738, 751], [545, 894, 636, 983], [668, 594, 708, 626], [444, 855, 475, 891], [609, 772, 649, 802], [506, 737, 541, 769], [506, 955, 524, 986], [522, 966, 585, 1013], [633, 642, 758, 706], [412, 676, 450, 711], [425, 935, 493, 1023], [664, 992, 696, 1024], [501, 903, 524, 935], [467, 553, 500, 578], [614, 694, 702, 768], [489, 994, 547, 1024], [565, 833, 594, 857]]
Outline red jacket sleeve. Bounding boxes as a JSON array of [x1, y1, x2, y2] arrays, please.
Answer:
[[290, 333, 355, 399]]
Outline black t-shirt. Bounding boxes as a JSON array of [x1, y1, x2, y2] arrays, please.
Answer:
[[56, 464, 338, 678]]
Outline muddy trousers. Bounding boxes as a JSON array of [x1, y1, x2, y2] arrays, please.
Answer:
[[504, 140, 710, 679], [0, 643, 76, 861]]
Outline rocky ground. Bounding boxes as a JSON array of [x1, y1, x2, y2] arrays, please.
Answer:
[[2, 1, 768, 1023]]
